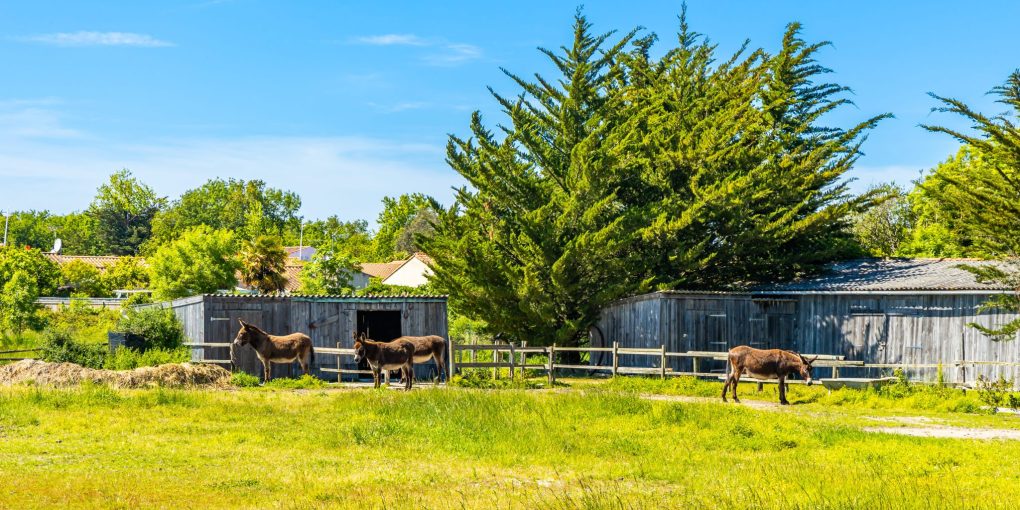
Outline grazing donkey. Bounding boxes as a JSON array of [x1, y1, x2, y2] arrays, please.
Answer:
[[232, 319, 315, 383], [722, 346, 817, 405], [352, 332, 415, 390], [393, 335, 448, 383]]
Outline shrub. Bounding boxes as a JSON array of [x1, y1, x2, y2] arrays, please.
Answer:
[[102, 256, 149, 291], [104, 346, 190, 370], [975, 375, 1020, 411], [115, 306, 185, 350], [264, 374, 326, 389], [40, 329, 108, 369], [0, 270, 42, 333], [46, 299, 121, 343], [450, 369, 541, 389], [231, 371, 261, 387]]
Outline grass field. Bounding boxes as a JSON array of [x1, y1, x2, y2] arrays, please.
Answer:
[[2, 377, 1020, 509]]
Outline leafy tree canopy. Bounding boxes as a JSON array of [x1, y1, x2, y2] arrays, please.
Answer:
[[148, 178, 300, 250], [238, 235, 288, 294], [88, 170, 165, 256], [148, 226, 240, 300], [374, 193, 441, 260]]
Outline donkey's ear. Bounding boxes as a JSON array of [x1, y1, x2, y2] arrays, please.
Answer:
[[798, 353, 808, 364], [809, 356, 819, 364], [238, 318, 247, 327], [352, 331, 358, 340]]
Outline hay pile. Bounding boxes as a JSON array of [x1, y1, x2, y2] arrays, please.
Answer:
[[0, 359, 232, 388]]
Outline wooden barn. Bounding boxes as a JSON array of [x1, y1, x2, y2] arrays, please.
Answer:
[[595, 259, 1020, 384], [168, 293, 448, 380]]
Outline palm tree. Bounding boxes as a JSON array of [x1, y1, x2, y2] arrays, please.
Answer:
[[238, 236, 287, 293]]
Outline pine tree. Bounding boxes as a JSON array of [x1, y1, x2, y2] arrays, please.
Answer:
[[424, 10, 887, 346], [922, 71, 1020, 340]]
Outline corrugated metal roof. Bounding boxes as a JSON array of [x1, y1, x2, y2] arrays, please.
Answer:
[[202, 293, 447, 299], [754, 258, 1014, 292]]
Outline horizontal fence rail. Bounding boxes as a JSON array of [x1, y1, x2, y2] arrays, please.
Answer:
[[181, 338, 1020, 388]]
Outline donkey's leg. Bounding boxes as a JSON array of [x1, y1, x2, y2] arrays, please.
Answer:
[[721, 375, 730, 402], [731, 372, 741, 403], [757, 382, 764, 393], [299, 351, 310, 376], [778, 376, 789, 405], [435, 355, 447, 384]]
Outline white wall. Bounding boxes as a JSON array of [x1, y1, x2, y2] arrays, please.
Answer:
[[382, 257, 433, 287]]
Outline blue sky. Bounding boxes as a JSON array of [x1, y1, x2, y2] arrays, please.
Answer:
[[0, 1, 1017, 224]]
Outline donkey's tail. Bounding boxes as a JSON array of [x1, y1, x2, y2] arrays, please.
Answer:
[[310, 345, 315, 364]]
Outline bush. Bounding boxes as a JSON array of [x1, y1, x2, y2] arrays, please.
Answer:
[[104, 346, 190, 370], [58, 260, 111, 297], [115, 306, 185, 350], [975, 375, 1020, 411], [46, 299, 121, 343], [264, 374, 326, 389], [231, 371, 261, 387], [450, 369, 541, 389], [40, 329, 108, 369]]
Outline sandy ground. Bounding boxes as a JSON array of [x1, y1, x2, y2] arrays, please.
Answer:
[[639, 393, 1020, 441]]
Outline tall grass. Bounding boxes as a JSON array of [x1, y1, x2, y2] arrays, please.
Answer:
[[2, 384, 1019, 508]]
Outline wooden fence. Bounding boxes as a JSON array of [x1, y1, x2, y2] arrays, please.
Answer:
[[0, 348, 42, 364], [182, 339, 1020, 388]]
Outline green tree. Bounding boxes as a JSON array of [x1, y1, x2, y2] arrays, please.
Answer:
[[298, 217, 375, 260], [88, 170, 164, 255], [423, 10, 887, 346], [0, 270, 41, 333], [921, 71, 1020, 340], [58, 260, 111, 297], [850, 184, 912, 257], [148, 226, 239, 299], [102, 256, 150, 290], [148, 178, 300, 249], [0, 211, 103, 255], [238, 235, 288, 293], [298, 241, 359, 295], [374, 194, 441, 260], [899, 147, 993, 258], [0, 246, 60, 296]]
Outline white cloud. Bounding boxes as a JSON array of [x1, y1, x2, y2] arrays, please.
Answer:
[[353, 34, 428, 46], [423, 43, 482, 66], [0, 100, 82, 139], [351, 34, 482, 66], [21, 31, 174, 48]]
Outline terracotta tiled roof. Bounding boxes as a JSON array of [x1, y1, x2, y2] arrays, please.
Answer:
[[235, 263, 305, 293], [359, 261, 404, 279], [43, 254, 136, 269]]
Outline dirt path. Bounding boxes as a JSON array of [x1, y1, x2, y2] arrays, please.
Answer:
[[640, 393, 1020, 441]]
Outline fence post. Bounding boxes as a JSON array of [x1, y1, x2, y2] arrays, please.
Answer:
[[337, 341, 342, 383], [612, 341, 619, 377], [547, 344, 556, 386], [509, 343, 516, 381], [692, 356, 700, 376], [448, 340, 456, 381], [521, 341, 527, 380], [660, 345, 667, 380], [493, 347, 499, 381], [832, 365, 840, 380]]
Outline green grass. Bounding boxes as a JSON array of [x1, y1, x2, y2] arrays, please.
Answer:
[[2, 380, 1020, 509]]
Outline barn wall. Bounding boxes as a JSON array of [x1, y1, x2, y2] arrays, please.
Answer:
[[180, 295, 448, 381], [599, 291, 1020, 384]]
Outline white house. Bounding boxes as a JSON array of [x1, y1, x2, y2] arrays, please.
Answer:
[[359, 252, 434, 288]]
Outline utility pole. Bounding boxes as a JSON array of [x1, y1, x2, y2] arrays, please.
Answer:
[[2, 210, 9, 247], [297, 218, 305, 260]]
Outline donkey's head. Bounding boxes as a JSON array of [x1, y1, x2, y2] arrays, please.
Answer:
[[233, 319, 256, 347], [352, 332, 367, 363], [797, 353, 818, 386]]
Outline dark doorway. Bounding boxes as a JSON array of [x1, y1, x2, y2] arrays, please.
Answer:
[[356, 310, 403, 377], [357, 311, 402, 341]]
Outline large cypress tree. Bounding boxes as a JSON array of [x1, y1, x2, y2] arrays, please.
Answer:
[[922, 71, 1020, 340], [424, 10, 887, 346]]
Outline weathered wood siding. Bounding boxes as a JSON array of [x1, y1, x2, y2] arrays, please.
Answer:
[[599, 291, 1020, 384], [171, 295, 448, 380]]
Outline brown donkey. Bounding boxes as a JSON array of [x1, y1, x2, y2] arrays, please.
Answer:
[[232, 319, 315, 383], [352, 332, 415, 390], [393, 335, 448, 383], [722, 346, 817, 405]]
